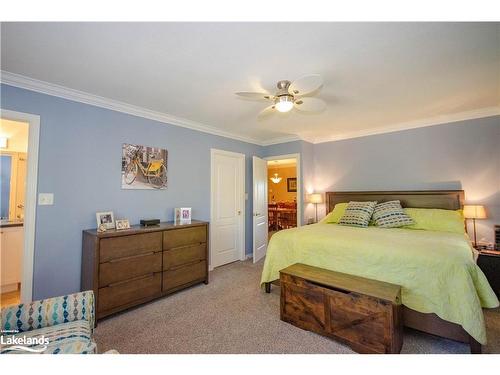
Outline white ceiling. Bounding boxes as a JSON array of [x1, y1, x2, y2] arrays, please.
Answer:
[[267, 158, 297, 169], [1, 22, 499, 145]]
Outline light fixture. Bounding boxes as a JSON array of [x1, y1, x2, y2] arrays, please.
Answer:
[[0, 136, 8, 149], [463, 205, 487, 248], [270, 173, 282, 184], [307, 193, 324, 223], [275, 95, 294, 113]]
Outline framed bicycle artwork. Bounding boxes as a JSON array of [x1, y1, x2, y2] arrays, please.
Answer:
[[121, 143, 168, 189]]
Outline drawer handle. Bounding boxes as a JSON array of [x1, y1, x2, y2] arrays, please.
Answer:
[[306, 279, 351, 294], [107, 273, 155, 288], [108, 251, 157, 263]]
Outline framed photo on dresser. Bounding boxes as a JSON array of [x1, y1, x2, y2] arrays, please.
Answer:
[[96, 211, 115, 229]]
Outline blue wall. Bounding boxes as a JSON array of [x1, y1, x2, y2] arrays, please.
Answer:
[[1, 84, 263, 299]]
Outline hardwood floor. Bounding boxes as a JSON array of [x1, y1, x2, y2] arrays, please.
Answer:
[[1, 289, 20, 308]]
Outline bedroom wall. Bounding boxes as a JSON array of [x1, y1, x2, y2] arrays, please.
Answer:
[[313, 115, 500, 244], [1, 83, 263, 300]]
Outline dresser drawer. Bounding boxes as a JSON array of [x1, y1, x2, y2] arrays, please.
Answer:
[[100, 232, 162, 262], [163, 244, 206, 270], [163, 226, 206, 250], [99, 251, 162, 286], [163, 260, 207, 292], [98, 272, 161, 313]]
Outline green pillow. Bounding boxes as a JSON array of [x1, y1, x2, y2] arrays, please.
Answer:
[[321, 203, 348, 224], [403, 208, 465, 234]]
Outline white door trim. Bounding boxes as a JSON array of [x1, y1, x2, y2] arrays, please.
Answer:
[[1, 108, 40, 303], [264, 153, 302, 227], [209, 148, 246, 270]]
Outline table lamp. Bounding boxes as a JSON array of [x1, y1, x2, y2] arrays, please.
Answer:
[[307, 193, 323, 223], [463, 205, 487, 248]]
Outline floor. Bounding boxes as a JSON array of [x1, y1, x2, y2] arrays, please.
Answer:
[[94, 259, 500, 354], [0, 289, 20, 308]]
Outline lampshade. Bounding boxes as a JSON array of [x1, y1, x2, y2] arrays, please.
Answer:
[[307, 193, 323, 204], [463, 205, 487, 219]]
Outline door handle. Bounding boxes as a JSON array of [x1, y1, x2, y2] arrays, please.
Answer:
[[237, 210, 241, 215]]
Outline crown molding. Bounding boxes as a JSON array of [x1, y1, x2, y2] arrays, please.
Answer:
[[310, 106, 500, 144], [2, 71, 498, 148], [0, 70, 275, 146], [260, 134, 302, 146]]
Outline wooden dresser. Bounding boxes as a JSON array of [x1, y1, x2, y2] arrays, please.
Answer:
[[82, 220, 208, 320]]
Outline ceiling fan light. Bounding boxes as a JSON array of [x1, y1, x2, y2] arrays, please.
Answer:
[[275, 96, 294, 113]]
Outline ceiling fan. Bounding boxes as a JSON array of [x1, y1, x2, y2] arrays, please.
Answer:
[[236, 74, 326, 118]]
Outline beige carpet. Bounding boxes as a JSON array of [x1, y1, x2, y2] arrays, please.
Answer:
[[94, 259, 500, 354]]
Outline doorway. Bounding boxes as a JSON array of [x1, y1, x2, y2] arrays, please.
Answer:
[[0, 109, 40, 305], [210, 149, 245, 269], [0, 118, 28, 306], [265, 154, 301, 240]]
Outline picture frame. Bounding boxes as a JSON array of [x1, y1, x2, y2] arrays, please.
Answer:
[[174, 207, 192, 224], [96, 211, 115, 230], [121, 143, 168, 190], [115, 219, 131, 230], [287, 178, 297, 192]]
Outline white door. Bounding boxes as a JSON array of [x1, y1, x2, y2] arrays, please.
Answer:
[[210, 149, 245, 268], [252, 156, 268, 263]]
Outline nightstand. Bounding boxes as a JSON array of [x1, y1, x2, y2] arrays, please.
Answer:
[[477, 250, 500, 298]]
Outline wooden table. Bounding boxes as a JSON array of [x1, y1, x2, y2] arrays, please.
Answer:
[[268, 207, 297, 231]]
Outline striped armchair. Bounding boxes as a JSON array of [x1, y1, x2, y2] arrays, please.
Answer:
[[1, 290, 97, 354]]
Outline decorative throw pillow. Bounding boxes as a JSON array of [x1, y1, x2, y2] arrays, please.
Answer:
[[372, 200, 414, 228], [338, 201, 377, 227], [321, 203, 349, 224]]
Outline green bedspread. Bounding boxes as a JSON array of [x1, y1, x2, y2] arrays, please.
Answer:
[[260, 223, 499, 344]]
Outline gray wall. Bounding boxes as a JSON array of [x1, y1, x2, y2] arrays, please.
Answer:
[[313, 116, 500, 244], [1, 84, 263, 299]]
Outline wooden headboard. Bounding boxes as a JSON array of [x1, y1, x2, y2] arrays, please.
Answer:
[[325, 190, 464, 213]]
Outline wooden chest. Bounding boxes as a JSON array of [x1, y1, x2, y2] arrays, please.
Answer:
[[280, 263, 403, 354], [82, 220, 208, 320]]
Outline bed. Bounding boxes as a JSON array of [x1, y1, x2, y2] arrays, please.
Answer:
[[260, 190, 499, 352]]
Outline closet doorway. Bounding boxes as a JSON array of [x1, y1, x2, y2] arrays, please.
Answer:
[[265, 153, 301, 241]]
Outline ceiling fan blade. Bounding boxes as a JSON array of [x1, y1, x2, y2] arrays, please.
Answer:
[[288, 74, 323, 96], [294, 97, 326, 112], [257, 104, 276, 119], [235, 92, 274, 101]]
